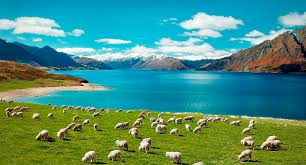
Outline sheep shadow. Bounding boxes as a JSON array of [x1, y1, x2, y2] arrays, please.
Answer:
[[63, 138, 71, 141], [127, 150, 136, 153], [93, 162, 107, 164], [46, 137, 55, 142], [151, 146, 160, 149], [178, 135, 184, 137]]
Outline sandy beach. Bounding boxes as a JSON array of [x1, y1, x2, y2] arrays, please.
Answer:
[[0, 83, 110, 100]]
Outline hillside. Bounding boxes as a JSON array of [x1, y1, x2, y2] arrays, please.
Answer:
[[199, 26, 306, 73], [0, 102, 306, 164], [74, 57, 111, 70]]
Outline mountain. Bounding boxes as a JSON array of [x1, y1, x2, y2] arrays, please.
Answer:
[[0, 39, 82, 69], [181, 59, 214, 69], [0, 60, 87, 83], [74, 57, 111, 70], [199, 26, 306, 73]]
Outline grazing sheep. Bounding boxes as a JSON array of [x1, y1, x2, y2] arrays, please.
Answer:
[[108, 150, 121, 161], [185, 124, 192, 132], [93, 123, 99, 131], [5, 107, 13, 113], [197, 119, 207, 127], [230, 120, 241, 126], [115, 122, 129, 129], [83, 119, 90, 125], [266, 135, 277, 141], [36, 130, 48, 140], [66, 123, 76, 129], [5, 111, 11, 117], [63, 108, 68, 113], [238, 149, 252, 162], [168, 117, 176, 123], [151, 121, 159, 128], [115, 140, 128, 151], [193, 126, 202, 134], [170, 128, 179, 135], [13, 106, 20, 111], [72, 124, 83, 131], [133, 120, 142, 128], [150, 117, 156, 123], [175, 118, 183, 124], [13, 112, 23, 117], [242, 128, 251, 134], [57, 128, 68, 140], [47, 113, 54, 119], [32, 113, 40, 120], [184, 116, 195, 122], [73, 115, 80, 122], [156, 118, 164, 125], [166, 152, 182, 164], [93, 112, 100, 117], [155, 124, 167, 134], [141, 138, 152, 145], [261, 139, 281, 150], [19, 107, 29, 112], [129, 128, 139, 138], [158, 113, 163, 118], [139, 141, 150, 153], [240, 139, 255, 148], [52, 106, 57, 110], [82, 151, 96, 163], [138, 113, 145, 119], [193, 162, 205, 165]]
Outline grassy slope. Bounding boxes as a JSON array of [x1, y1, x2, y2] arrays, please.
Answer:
[[0, 102, 306, 165], [0, 79, 80, 92]]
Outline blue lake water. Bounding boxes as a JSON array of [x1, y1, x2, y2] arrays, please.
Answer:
[[17, 70, 306, 120]]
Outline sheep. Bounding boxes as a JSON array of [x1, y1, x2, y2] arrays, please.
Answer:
[[139, 141, 150, 153], [193, 162, 205, 165], [238, 149, 252, 162], [166, 152, 182, 164], [147, 112, 151, 116], [168, 117, 176, 123], [108, 150, 121, 161], [93, 112, 100, 117], [93, 123, 99, 131], [57, 128, 68, 140], [52, 106, 57, 110], [158, 113, 163, 118], [197, 119, 207, 127], [126, 110, 132, 113], [185, 124, 192, 132], [5, 111, 11, 117], [36, 130, 48, 140], [66, 123, 77, 129], [261, 140, 281, 150], [150, 117, 156, 123], [63, 108, 68, 113], [14, 112, 23, 117], [242, 128, 251, 134], [115, 140, 128, 151], [72, 115, 80, 122], [156, 118, 164, 125], [184, 116, 195, 122], [155, 124, 167, 134], [230, 120, 241, 126], [141, 138, 152, 145], [4, 107, 13, 113], [175, 118, 183, 124], [240, 136, 253, 144], [170, 128, 179, 135], [32, 113, 40, 120], [47, 113, 54, 119], [13, 106, 20, 111], [72, 124, 83, 131], [83, 119, 90, 125], [82, 151, 96, 163], [128, 128, 139, 138], [193, 126, 202, 134], [138, 113, 145, 119], [151, 121, 159, 128], [133, 120, 142, 128], [240, 138, 255, 148], [266, 135, 277, 141], [115, 122, 129, 129], [19, 107, 29, 112]]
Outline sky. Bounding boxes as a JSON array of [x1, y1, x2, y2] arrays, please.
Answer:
[[0, 0, 306, 60]]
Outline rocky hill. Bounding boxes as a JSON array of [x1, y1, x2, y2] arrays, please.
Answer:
[[199, 26, 306, 73], [74, 57, 111, 70]]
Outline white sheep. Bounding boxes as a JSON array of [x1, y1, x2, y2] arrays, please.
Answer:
[[151, 121, 159, 128], [133, 120, 142, 128], [36, 130, 48, 140], [158, 113, 163, 118], [248, 122, 255, 129], [170, 128, 179, 135], [52, 106, 57, 110], [185, 124, 192, 132], [230, 120, 241, 126], [242, 128, 251, 134], [128, 127, 139, 138], [66, 123, 76, 129], [156, 118, 164, 125], [48, 113, 54, 119], [19, 107, 29, 112], [166, 152, 182, 164], [139, 141, 150, 153], [115, 122, 129, 129], [32, 113, 40, 120], [73, 115, 80, 122], [238, 149, 252, 161], [72, 124, 83, 131], [108, 150, 121, 161], [150, 117, 156, 123], [141, 138, 152, 145], [193, 126, 202, 133], [175, 118, 183, 124], [82, 151, 96, 163], [240, 139, 254, 148], [266, 135, 277, 141], [93, 112, 100, 117], [115, 140, 128, 151], [15, 112, 23, 117], [155, 124, 167, 134], [5, 111, 10, 117], [168, 117, 176, 123], [63, 108, 68, 113], [83, 119, 90, 125], [261, 139, 281, 150], [193, 162, 205, 165], [57, 128, 68, 140], [93, 123, 99, 131], [184, 116, 195, 122]]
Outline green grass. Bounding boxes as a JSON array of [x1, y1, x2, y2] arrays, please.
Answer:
[[0, 79, 80, 92], [0, 102, 306, 165]]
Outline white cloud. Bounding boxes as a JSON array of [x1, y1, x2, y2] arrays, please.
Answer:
[[56, 47, 96, 55], [179, 12, 244, 38], [231, 29, 290, 45], [162, 18, 178, 22], [100, 47, 113, 52], [32, 38, 42, 42], [68, 28, 85, 37], [95, 38, 132, 44], [155, 37, 202, 46], [0, 17, 84, 37], [279, 12, 306, 27], [245, 30, 264, 37]]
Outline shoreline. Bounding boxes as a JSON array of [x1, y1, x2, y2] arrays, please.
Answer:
[[0, 83, 111, 100]]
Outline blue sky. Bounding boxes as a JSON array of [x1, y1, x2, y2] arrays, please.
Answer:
[[0, 0, 306, 60]]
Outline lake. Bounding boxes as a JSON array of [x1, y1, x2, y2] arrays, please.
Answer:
[[17, 70, 306, 120]]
